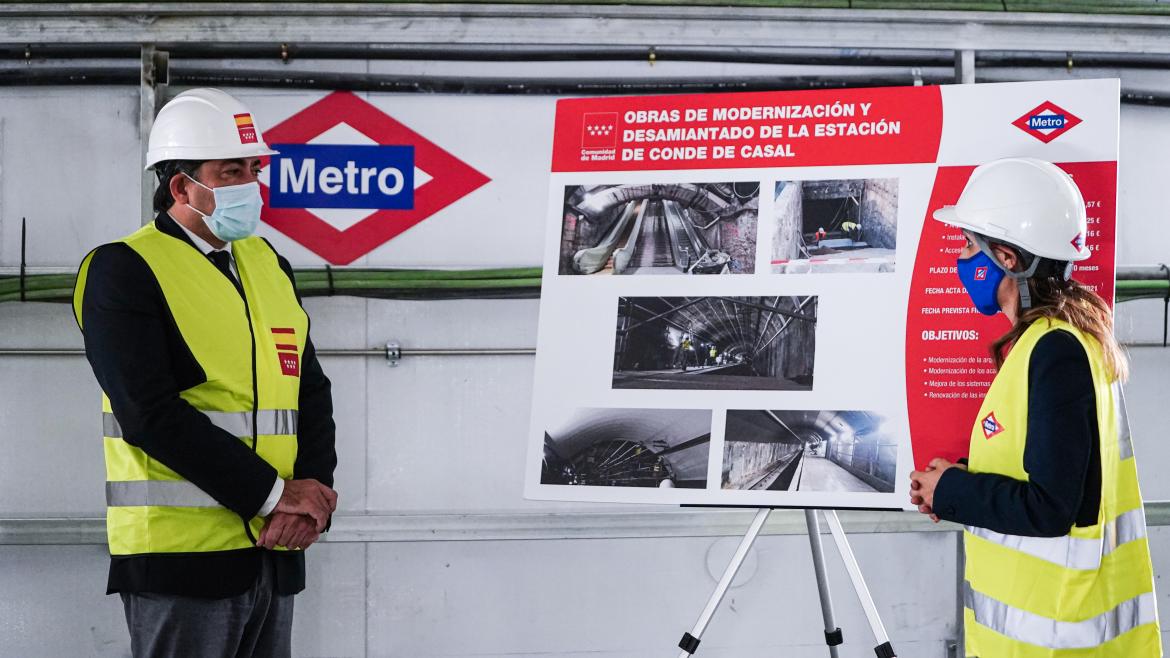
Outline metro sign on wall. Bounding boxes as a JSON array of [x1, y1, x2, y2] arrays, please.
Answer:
[[260, 92, 490, 264]]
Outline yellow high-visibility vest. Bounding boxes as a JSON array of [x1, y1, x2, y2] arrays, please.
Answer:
[[74, 224, 307, 555], [963, 318, 1159, 657]]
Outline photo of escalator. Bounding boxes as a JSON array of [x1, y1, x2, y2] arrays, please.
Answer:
[[558, 182, 758, 275]]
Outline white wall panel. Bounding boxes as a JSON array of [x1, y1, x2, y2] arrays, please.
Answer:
[[294, 543, 369, 658], [365, 532, 959, 658], [319, 355, 370, 513], [0, 88, 141, 269], [0, 546, 128, 656]]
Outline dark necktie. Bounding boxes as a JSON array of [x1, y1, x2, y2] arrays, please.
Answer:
[[208, 250, 243, 296]]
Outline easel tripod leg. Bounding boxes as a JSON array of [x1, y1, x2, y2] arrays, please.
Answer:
[[676, 508, 771, 657], [822, 510, 898, 658], [805, 509, 843, 658]]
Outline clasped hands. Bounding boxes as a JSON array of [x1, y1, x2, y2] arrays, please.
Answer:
[[909, 458, 964, 523], [257, 478, 338, 551]]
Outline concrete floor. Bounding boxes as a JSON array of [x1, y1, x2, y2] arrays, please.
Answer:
[[772, 247, 896, 273], [621, 266, 681, 275], [796, 455, 877, 493], [612, 368, 809, 391]]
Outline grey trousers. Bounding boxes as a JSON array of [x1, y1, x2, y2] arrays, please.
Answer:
[[120, 555, 294, 658]]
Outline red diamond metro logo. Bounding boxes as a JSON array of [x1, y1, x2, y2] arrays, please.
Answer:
[[1012, 101, 1082, 144], [981, 412, 1004, 440], [260, 92, 490, 264]]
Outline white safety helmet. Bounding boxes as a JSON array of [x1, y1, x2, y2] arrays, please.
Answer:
[[145, 88, 278, 170], [932, 157, 1090, 262]]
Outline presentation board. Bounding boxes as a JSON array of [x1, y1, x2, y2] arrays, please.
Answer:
[[525, 79, 1119, 510]]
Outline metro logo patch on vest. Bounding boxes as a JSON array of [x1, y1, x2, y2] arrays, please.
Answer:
[[981, 412, 1004, 439], [272, 327, 300, 377]]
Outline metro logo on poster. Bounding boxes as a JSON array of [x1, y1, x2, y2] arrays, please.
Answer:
[[974, 266, 988, 281], [1071, 232, 1085, 250], [1012, 101, 1082, 143], [270, 144, 414, 210]]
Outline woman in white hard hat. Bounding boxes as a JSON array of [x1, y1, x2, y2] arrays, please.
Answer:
[[909, 158, 1159, 657]]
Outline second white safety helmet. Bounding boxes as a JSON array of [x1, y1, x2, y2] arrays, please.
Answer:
[[145, 88, 278, 170], [932, 157, 1090, 262]]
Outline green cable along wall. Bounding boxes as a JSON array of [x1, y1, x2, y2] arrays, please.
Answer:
[[1, 267, 1166, 303], [129, 1, 1170, 14]]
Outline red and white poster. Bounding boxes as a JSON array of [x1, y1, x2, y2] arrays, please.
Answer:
[[524, 79, 1118, 510]]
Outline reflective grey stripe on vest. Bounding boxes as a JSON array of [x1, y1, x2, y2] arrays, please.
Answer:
[[965, 507, 1147, 571], [964, 580, 1156, 649], [1115, 383, 1135, 460], [102, 409, 298, 439], [106, 480, 223, 508]]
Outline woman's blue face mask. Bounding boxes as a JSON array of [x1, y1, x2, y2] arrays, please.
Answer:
[[956, 250, 1005, 316]]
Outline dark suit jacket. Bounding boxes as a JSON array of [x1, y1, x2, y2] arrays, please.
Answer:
[[78, 211, 337, 597]]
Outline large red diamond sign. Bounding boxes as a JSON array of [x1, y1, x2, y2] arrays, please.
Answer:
[[260, 92, 490, 264]]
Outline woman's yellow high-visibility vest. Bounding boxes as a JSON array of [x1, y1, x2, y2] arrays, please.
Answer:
[[963, 318, 1160, 657], [74, 224, 307, 555]]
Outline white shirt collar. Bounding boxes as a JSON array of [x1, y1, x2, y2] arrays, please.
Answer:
[[170, 212, 233, 259]]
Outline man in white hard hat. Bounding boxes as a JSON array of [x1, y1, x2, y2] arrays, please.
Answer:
[[72, 88, 338, 657]]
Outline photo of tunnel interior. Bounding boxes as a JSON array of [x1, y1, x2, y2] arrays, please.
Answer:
[[722, 410, 897, 493], [772, 178, 898, 274], [558, 182, 759, 275], [541, 408, 711, 488], [611, 296, 817, 391]]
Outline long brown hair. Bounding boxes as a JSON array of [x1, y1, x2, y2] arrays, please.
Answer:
[[991, 256, 1128, 382]]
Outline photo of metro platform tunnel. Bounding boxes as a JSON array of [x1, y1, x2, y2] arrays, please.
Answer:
[[611, 296, 817, 391], [722, 410, 897, 493], [772, 178, 898, 274], [559, 183, 759, 275], [541, 408, 711, 488]]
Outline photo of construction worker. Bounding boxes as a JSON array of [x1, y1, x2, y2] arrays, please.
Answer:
[[772, 178, 898, 273], [910, 158, 1161, 656], [558, 182, 758, 275], [612, 296, 817, 391], [541, 408, 711, 489], [675, 335, 696, 371], [722, 410, 897, 493]]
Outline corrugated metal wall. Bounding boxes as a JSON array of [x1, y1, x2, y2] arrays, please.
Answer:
[[3, 7, 1170, 655]]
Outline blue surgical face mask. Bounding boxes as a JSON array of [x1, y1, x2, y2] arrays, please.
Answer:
[[184, 173, 263, 242], [956, 250, 1006, 316]]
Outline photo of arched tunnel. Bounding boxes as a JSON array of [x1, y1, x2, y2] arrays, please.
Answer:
[[611, 296, 817, 391], [558, 182, 759, 275], [722, 410, 898, 493], [772, 178, 898, 274], [541, 408, 711, 488]]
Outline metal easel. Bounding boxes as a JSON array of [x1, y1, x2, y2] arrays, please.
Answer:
[[676, 508, 897, 658]]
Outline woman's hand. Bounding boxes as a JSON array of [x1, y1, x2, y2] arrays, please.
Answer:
[[909, 458, 965, 522]]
